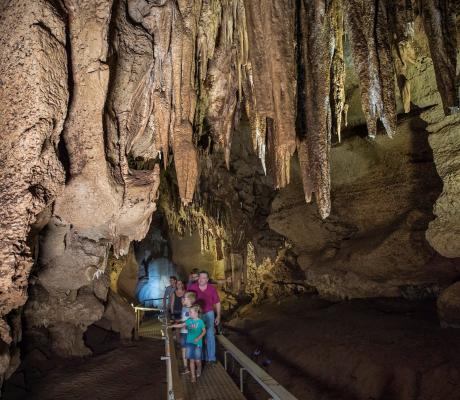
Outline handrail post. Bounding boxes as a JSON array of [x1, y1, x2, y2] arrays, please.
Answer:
[[224, 351, 229, 371], [134, 308, 139, 340], [162, 316, 175, 400], [239, 367, 245, 393]]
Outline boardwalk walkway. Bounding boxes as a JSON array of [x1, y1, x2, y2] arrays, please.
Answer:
[[137, 314, 246, 399], [136, 311, 297, 400], [181, 362, 246, 400]]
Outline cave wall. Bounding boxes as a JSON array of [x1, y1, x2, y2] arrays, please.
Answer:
[[0, 0, 459, 383]]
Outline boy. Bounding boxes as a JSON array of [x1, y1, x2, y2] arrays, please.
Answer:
[[178, 291, 196, 373], [170, 305, 206, 383]]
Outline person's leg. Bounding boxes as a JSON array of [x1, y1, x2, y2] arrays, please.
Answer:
[[203, 311, 216, 362], [190, 359, 196, 382], [180, 334, 188, 370], [186, 344, 195, 381], [195, 345, 202, 377]]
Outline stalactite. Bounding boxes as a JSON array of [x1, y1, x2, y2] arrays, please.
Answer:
[[389, 0, 415, 113], [330, 0, 346, 143], [419, 0, 458, 115], [297, 0, 335, 219], [244, 0, 297, 189], [344, 0, 397, 139]]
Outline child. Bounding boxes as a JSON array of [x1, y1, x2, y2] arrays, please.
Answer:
[[170, 304, 206, 383], [179, 291, 196, 373]]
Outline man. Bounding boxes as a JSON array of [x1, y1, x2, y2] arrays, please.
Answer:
[[163, 276, 177, 314], [186, 268, 200, 290], [187, 271, 221, 364]]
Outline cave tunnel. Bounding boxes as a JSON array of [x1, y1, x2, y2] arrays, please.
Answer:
[[1, 1, 460, 399]]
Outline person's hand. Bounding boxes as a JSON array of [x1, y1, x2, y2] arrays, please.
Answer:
[[194, 338, 199, 344], [215, 316, 220, 326]]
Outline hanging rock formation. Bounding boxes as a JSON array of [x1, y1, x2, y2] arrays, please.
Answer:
[[244, 0, 297, 189], [0, 0, 459, 382], [344, 0, 397, 139], [419, 0, 458, 115], [297, 0, 335, 219]]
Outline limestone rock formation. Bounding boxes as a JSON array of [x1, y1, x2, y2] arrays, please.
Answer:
[[0, 0, 459, 384], [438, 282, 460, 328], [425, 106, 460, 258], [96, 291, 135, 339], [344, 0, 397, 139], [0, 0, 67, 339], [269, 117, 460, 299]]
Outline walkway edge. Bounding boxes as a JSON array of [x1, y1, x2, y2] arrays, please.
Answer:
[[217, 335, 299, 400]]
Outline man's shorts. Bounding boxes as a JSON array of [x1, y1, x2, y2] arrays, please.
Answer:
[[186, 343, 202, 360], [180, 333, 187, 348]]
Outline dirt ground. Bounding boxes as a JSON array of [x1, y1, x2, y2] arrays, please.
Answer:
[[3, 335, 165, 400], [226, 295, 460, 400]]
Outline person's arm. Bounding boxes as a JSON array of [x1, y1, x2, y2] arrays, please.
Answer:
[[214, 302, 221, 326], [212, 287, 221, 325], [169, 322, 185, 329], [170, 292, 175, 315], [194, 325, 207, 344]]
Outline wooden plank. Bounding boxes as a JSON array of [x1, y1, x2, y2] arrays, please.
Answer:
[[217, 335, 298, 400], [181, 361, 246, 400]]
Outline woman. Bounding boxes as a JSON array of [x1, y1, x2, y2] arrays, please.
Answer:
[[170, 280, 185, 320]]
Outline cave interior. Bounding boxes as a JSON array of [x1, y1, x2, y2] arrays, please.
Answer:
[[1, 0, 460, 399]]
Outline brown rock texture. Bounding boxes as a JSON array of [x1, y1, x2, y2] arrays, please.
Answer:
[[0, 0, 68, 372], [425, 106, 460, 258], [438, 282, 460, 328], [0, 0, 459, 384], [344, 0, 396, 139], [419, 0, 458, 115], [297, 0, 335, 218], [269, 116, 460, 299], [244, 0, 297, 189], [96, 291, 135, 339]]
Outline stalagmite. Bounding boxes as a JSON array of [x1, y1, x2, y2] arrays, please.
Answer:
[[298, 0, 335, 219], [344, 0, 397, 139], [419, 0, 458, 115]]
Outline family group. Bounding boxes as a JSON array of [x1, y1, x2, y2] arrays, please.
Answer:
[[163, 269, 221, 383]]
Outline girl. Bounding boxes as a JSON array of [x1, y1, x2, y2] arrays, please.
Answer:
[[170, 305, 206, 383]]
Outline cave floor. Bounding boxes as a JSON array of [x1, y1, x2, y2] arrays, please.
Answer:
[[4, 338, 165, 400], [5, 296, 460, 400], [226, 295, 460, 400]]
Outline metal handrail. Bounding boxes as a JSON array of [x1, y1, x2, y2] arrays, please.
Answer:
[[160, 315, 186, 400], [217, 335, 298, 400]]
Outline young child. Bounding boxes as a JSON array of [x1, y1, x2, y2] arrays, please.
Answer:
[[179, 291, 196, 373], [170, 304, 206, 383]]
